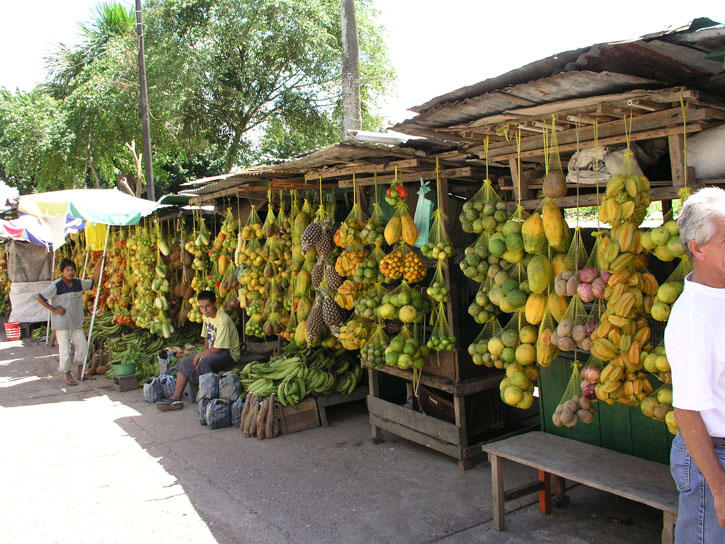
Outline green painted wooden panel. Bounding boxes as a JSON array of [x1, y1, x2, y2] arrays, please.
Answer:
[[630, 408, 670, 464]]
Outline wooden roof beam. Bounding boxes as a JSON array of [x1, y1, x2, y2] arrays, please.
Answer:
[[338, 167, 485, 187]]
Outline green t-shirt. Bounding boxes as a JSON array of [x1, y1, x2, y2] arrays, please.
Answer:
[[201, 309, 240, 361]]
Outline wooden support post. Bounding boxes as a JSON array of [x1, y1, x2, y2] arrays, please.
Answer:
[[662, 199, 673, 219], [454, 393, 468, 471], [538, 470, 552, 514], [662, 511, 676, 544], [668, 134, 686, 187], [368, 369, 383, 444], [553, 475, 567, 499], [491, 454, 506, 531]]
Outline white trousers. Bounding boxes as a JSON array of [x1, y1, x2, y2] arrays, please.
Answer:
[[56, 329, 88, 373]]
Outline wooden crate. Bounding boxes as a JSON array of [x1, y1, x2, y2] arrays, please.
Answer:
[[278, 398, 320, 434]]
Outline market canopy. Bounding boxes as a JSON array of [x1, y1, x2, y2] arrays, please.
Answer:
[[18, 188, 159, 225], [0, 213, 84, 248]]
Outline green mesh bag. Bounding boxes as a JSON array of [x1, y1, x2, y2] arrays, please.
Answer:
[[551, 360, 597, 427]]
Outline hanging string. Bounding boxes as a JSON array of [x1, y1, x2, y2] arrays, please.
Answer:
[[374, 171, 378, 204], [574, 117, 581, 230], [352, 173, 357, 206], [623, 111, 634, 174], [542, 120, 550, 175], [679, 87, 691, 201], [484, 135, 490, 181], [435, 156, 442, 210], [593, 117, 601, 234], [515, 128, 522, 207]]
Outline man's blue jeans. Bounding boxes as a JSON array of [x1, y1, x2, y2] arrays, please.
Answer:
[[671, 432, 725, 543]]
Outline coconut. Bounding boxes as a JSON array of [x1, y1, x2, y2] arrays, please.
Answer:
[[559, 408, 575, 426], [579, 396, 592, 410], [542, 170, 567, 198], [557, 336, 575, 351], [552, 413, 562, 427], [566, 275, 579, 296], [564, 399, 579, 413]]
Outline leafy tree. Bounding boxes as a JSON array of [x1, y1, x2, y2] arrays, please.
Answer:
[[1, 0, 394, 194], [145, 0, 394, 171]]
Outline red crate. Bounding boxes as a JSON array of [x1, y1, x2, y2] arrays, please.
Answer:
[[4, 322, 21, 341]]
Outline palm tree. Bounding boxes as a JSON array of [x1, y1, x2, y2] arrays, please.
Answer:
[[45, 2, 135, 98]]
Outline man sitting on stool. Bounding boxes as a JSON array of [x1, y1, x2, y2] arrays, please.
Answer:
[[157, 290, 239, 411]]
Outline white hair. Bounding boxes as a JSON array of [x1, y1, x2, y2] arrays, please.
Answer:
[[678, 186, 725, 259]]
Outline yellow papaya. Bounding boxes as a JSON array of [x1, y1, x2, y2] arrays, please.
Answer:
[[400, 213, 418, 245], [541, 199, 570, 253], [527, 256, 553, 294], [522, 212, 547, 254], [384, 216, 402, 245], [524, 293, 546, 325], [547, 292, 568, 323], [295, 270, 311, 296], [295, 320, 307, 347], [551, 254, 572, 276]]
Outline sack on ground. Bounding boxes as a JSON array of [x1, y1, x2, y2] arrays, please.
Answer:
[[231, 396, 243, 429], [158, 374, 177, 399], [219, 373, 242, 402], [158, 351, 177, 376], [206, 399, 232, 430], [198, 372, 220, 400], [143, 377, 162, 403], [198, 398, 211, 425]]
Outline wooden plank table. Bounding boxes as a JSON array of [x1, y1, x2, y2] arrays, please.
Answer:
[[315, 386, 368, 427], [482, 431, 678, 544]]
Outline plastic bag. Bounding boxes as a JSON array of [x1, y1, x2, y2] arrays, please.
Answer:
[[459, 179, 507, 234], [551, 295, 592, 352], [360, 202, 385, 245], [380, 243, 426, 284], [384, 326, 426, 370], [579, 355, 603, 400], [159, 374, 177, 399], [427, 302, 455, 352], [459, 232, 491, 283], [336, 202, 367, 248], [143, 377, 163, 403], [353, 244, 387, 285], [642, 341, 671, 384], [491, 206, 527, 266], [488, 311, 537, 370], [206, 399, 232, 430], [231, 396, 244, 429], [467, 318, 502, 367], [360, 323, 390, 369], [379, 282, 428, 325], [413, 180, 434, 248], [421, 209, 453, 262], [219, 373, 242, 402], [651, 258, 690, 322], [158, 351, 176, 376], [487, 262, 528, 314], [536, 307, 560, 367], [241, 205, 263, 240], [552, 361, 597, 427], [640, 384, 676, 434], [198, 372, 220, 401], [198, 398, 211, 425]]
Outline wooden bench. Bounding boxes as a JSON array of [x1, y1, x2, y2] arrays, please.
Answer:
[[481, 431, 678, 544]]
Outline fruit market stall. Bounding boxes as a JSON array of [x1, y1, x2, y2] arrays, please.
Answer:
[[183, 140, 545, 466], [388, 18, 725, 467]]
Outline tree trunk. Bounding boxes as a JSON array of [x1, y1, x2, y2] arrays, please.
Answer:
[[225, 130, 243, 173], [341, 0, 362, 139]]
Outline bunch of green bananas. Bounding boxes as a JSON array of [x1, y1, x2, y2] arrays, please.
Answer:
[[335, 366, 363, 395]]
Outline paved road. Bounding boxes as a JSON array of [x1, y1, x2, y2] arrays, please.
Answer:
[[0, 338, 664, 543]]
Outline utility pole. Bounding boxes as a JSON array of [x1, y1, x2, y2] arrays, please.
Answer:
[[135, 0, 155, 200], [341, 0, 362, 139]]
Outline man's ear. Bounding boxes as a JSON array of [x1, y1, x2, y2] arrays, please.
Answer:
[[688, 239, 704, 260]]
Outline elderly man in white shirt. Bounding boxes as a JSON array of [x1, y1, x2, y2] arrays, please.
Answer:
[[665, 187, 725, 543]]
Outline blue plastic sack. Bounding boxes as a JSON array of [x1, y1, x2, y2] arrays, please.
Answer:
[[206, 399, 232, 430], [413, 179, 434, 248]]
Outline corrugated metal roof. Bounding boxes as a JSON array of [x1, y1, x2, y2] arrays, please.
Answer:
[[401, 71, 660, 131], [396, 19, 725, 134]]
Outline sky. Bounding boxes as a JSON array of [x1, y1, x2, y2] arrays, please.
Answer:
[[0, 0, 723, 126]]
